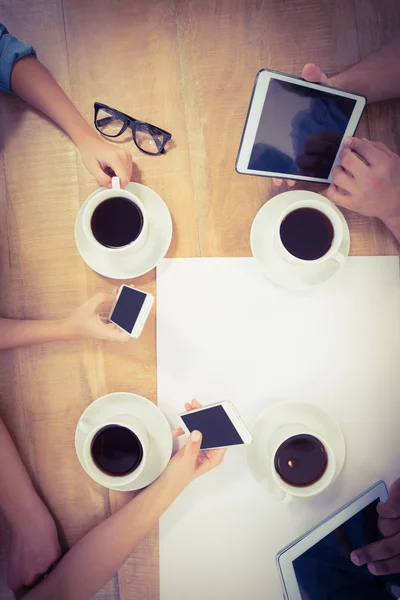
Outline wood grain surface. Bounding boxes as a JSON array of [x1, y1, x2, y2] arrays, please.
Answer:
[[0, 0, 399, 598]]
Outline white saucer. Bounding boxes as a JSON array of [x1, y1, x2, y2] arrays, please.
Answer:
[[246, 401, 346, 502], [75, 182, 173, 279], [250, 191, 350, 291], [75, 392, 173, 491]]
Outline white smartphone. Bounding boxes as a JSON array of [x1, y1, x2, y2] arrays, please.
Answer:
[[178, 401, 252, 450], [276, 480, 388, 600], [109, 285, 153, 338], [236, 68, 366, 184]]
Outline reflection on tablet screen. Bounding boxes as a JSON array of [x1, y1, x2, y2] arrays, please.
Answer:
[[293, 500, 400, 600], [248, 79, 356, 179]]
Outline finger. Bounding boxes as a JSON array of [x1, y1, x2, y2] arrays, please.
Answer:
[[87, 292, 115, 312], [368, 553, 400, 576], [378, 501, 400, 520], [344, 137, 384, 166], [184, 402, 194, 411], [107, 154, 132, 188], [331, 165, 356, 194], [379, 515, 400, 537], [327, 183, 349, 204], [190, 399, 202, 409], [301, 63, 329, 85], [273, 178, 283, 186], [88, 159, 112, 188], [186, 430, 202, 458], [351, 531, 400, 566], [172, 427, 185, 438], [287, 180, 296, 187], [339, 148, 368, 178], [363, 139, 394, 158]]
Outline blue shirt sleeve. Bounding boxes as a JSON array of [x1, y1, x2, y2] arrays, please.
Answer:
[[0, 23, 36, 94]]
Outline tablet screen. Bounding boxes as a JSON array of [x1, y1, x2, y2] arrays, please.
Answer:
[[292, 500, 400, 599], [248, 78, 356, 179]]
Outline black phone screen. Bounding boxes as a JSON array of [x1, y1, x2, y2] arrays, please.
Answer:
[[292, 500, 400, 599], [248, 78, 357, 179], [110, 286, 146, 333], [181, 405, 244, 449]]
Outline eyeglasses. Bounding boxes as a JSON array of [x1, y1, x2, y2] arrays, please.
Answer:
[[94, 102, 172, 155]]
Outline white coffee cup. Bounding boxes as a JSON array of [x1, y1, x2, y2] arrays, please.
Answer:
[[77, 413, 150, 489], [269, 423, 336, 503], [274, 194, 346, 269], [82, 177, 149, 255]]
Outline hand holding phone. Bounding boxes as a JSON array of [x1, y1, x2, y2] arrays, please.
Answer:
[[177, 400, 252, 451], [109, 285, 153, 338], [167, 400, 228, 485]]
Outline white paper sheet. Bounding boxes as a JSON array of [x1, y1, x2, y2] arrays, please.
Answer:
[[157, 257, 400, 600]]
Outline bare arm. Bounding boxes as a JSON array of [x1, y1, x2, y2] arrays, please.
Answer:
[[10, 55, 131, 187], [330, 36, 400, 103], [24, 420, 226, 600], [25, 474, 182, 600], [0, 293, 129, 349], [0, 318, 71, 349], [0, 418, 61, 593]]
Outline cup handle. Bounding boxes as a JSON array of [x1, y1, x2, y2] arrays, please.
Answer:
[[283, 493, 293, 504], [77, 418, 93, 434], [111, 176, 121, 190], [333, 252, 346, 267]]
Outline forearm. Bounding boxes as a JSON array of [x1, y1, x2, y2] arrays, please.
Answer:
[[10, 55, 96, 147], [25, 474, 185, 600], [0, 418, 44, 528], [330, 36, 400, 102], [0, 318, 74, 349]]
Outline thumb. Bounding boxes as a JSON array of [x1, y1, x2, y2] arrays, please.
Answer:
[[377, 501, 400, 519], [185, 430, 202, 460], [301, 63, 329, 85], [110, 157, 131, 189]]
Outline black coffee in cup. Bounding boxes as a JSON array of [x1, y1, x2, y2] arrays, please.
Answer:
[[91, 424, 143, 476], [274, 434, 328, 487], [91, 197, 144, 248], [280, 208, 334, 260]]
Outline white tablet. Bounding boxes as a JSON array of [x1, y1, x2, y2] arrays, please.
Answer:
[[276, 481, 388, 600], [236, 69, 366, 184]]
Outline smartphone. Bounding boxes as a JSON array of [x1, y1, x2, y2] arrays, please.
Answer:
[[109, 285, 154, 338], [179, 401, 252, 450]]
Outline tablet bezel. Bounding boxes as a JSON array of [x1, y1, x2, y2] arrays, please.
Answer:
[[235, 69, 366, 184], [276, 480, 388, 600]]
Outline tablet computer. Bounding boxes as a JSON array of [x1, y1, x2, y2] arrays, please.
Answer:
[[236, 69, 366, 184], [276, 481, 388, 600]]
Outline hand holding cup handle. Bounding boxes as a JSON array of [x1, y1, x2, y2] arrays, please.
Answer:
[[111, 176, 121, 190]]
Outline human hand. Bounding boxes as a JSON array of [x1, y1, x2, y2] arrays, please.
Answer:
[[350, 478, 400, 575], [162, 400, 227, 491], [63, 292, 131, 342], [78, 135, 132, 188], [273, 63, 330, 187], [327, 137, 400, 226]]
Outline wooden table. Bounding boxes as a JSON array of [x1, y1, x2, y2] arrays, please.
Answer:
[[0, 1, 399, 598]]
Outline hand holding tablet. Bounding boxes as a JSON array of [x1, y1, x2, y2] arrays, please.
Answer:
[[236, 68, 366, 184], [351, 478, 400, 576], [277, 481, 392, 599]]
